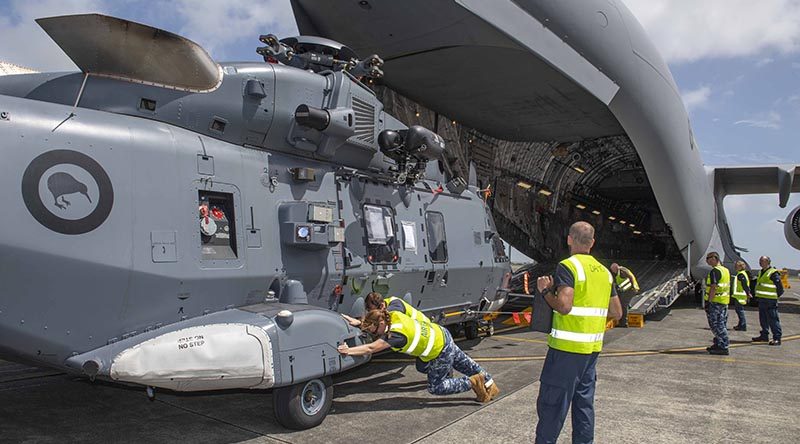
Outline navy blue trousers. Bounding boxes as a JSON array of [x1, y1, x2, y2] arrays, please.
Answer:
[[730, 299, 746, 328], [757, 298, 782, 340], [417, 328, 492, 395], [706, 302, 729, 349], [535, 347, 599, 444]]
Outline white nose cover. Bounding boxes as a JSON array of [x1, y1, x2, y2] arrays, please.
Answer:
[[110, 323, 274, 391]]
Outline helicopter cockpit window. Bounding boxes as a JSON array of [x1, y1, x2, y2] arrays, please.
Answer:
[[425, 211, 448, 263], [199, 191, 238, 260], [363, 204, 398, 264]]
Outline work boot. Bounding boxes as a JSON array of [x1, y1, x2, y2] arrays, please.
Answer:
[[706, 345, 720, 352], [708, 347, 729, 355], [751, 336, 768, 343], [733, 325, 747, 331], [485, 378, 500, 401], [470, 373, 489, 402], [769, 339, 782, 346]]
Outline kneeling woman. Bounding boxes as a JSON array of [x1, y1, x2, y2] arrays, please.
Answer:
[[337, 307, 499, 402]]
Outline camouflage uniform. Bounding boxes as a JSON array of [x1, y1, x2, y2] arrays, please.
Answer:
[[706, 302, 729, 349], [422, 328, 493, 395]]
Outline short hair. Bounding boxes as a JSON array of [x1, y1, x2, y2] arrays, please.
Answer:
[[706, 251, 720, 260], [760, 256, 771, 264], [569, 221, 594, 247], [735, 260, 746, 269]]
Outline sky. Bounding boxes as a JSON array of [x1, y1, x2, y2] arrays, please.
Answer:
[[0, 0, 798, 268]]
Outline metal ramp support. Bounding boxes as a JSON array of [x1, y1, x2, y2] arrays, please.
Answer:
[[629, 275, 692, 316]]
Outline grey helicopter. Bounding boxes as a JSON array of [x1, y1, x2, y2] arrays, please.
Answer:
[[0, 14, 510, 430]]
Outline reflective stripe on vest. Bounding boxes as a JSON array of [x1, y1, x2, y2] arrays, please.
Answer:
[[616, 276, 633, 291], [388, 310, 445, 362], [615, 267, 639, 292], [549, 254, 613, 354], [386, 296, 426, 322], [732, 270, 750, 305], [755, 268, 779, 299], [704, 265, 730, 305]]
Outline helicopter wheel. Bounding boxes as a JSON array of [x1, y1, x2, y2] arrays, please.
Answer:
[[464, 321, 479, 340], [273, 377, 333, 430]]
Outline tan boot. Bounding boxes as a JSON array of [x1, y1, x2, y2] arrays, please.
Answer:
[[485, 379, 500, 400], [469, 373, 489, 402]]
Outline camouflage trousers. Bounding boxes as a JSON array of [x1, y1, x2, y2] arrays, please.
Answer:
[[706, 302, 729, 349], [421, 328, 493, 395]]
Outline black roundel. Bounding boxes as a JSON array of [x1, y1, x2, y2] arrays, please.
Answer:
[[21, 150, 114, 235]]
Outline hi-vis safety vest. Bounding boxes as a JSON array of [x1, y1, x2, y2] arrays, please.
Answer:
[[732, 270, 750, 305], [388, 310, 445, 362], [615, 267, 639, 293], [385, 296, 426, 322], [755, 267, 779, 300], [704, 265, 730, 305], [549, 254, 613, 355]]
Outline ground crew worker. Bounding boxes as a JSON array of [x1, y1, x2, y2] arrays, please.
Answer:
[[751, 256, 783, 346], [534, 221, 622, 444], [337, 305, 499, 402], [730, 260, 751, 331], [609, 263, 639, 327], [704, 252, 730, 355], [341, 292, 427, 326]]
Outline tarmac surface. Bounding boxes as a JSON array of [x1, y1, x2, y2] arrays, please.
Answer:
[[2, 279, 799, 443]]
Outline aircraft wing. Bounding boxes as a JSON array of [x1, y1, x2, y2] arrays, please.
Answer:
[[36, 14, 221, 92], [290, 0, 622, 142], [711, 165, 800, 208]]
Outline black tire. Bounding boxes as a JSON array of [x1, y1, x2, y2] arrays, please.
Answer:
[[464, 321, 479, 340], [273, 377, 333, 430]]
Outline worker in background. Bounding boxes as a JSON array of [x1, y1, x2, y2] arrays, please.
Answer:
[[729, 260, 751, 331], [751, 256, 783, 346], [704, 252, 730, 355], [609, 263, 639, 327], [534, 221, 622, 444], [338, 306, 500, 402]]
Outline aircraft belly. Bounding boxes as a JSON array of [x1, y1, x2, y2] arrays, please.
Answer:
[[109, 323, 275, 391]]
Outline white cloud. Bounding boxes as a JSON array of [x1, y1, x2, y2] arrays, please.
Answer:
[[681, 85, 711, 112], [0, 0, 299, 72], [755, 57, 775, 67], [734, 111, 782, 129], [0, 0, 106, 71], [623, 0, 800, 63], [172, 0, 297, 60]]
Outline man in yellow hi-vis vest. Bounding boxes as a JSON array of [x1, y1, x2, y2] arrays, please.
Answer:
[[704, 252, 730, 355], [534, 221, 622, 444], [752, 256, 783, 346]]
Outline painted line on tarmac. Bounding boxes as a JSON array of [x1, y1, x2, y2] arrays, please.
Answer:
[[488, 335, 548, 345]]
